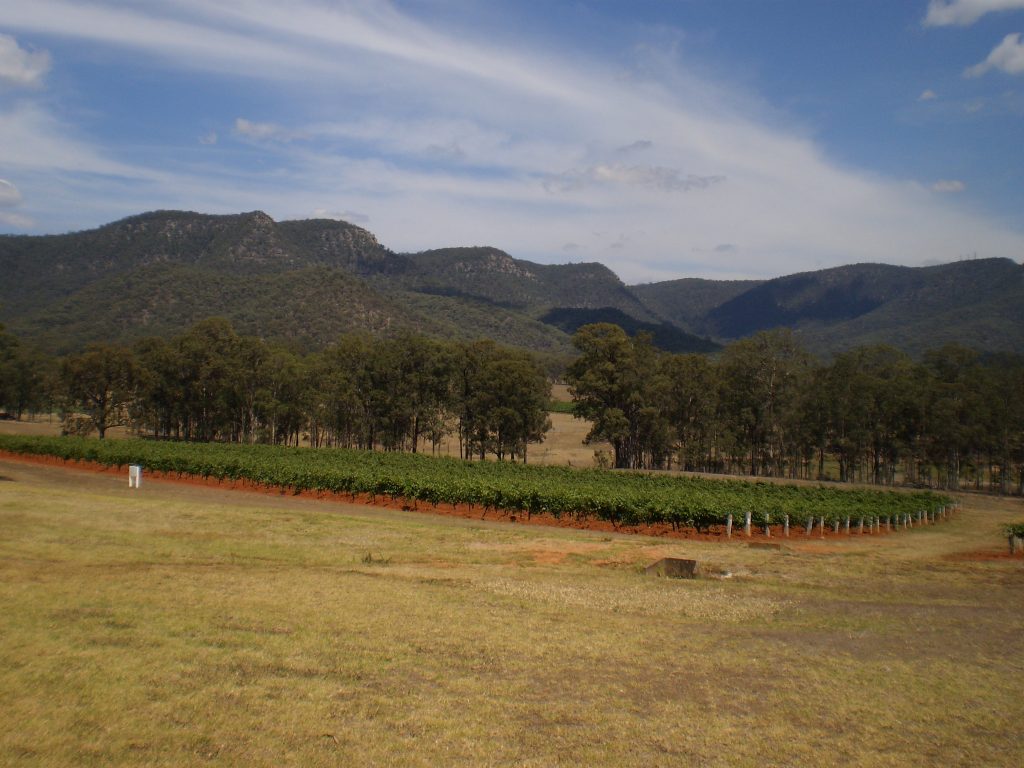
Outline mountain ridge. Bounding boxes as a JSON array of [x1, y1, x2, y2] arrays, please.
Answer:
[[1, 210, 1021, 358]]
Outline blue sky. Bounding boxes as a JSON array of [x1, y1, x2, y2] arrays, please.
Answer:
[[0, 0, 1022, 282]]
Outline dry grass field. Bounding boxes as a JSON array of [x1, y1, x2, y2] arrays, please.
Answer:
[[0, 404, 606, 468], [1, 457, 1022, 767]]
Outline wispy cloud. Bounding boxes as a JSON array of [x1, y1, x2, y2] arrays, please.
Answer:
[[0, 178, 22, 206], [932, 179, 966, 192], [965, 32, 1024, 77], [234, 118, 293, 142], [918, 89, 938, 101], [312, 207, 370, 224], [0, 178, 32, 229], [924, 0, 1024, 27], [0, 33, 50, 89], [543, 165, 725, 193], [0, 0, 1022, 280]]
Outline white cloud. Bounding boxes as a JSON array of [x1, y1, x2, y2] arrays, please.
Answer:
[[199, 131, 218, 145], [234, 118, 292, 141], [0, 33, 50, 88], [0, 178, 22, 206], [965, 33, 1024, 77], [312, 208, 370, 224], [617, 139, 654, 154], [924, 0, 1024, 27], [0, 178, 32, 228], [0, 210, 34, 228], [932, 179, 966, 192], [0, 103, 146, 177], [544, 165, 725, 193], [0, 1, 1022, 279], [918, 89, 938, 101]]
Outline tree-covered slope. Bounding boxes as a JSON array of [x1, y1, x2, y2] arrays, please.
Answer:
[[631, 258, 1024, 356], [629, 277, 763, 334], [0, 212, 579, 354], [3, 209, 1022, 358], [397, 247, 656, 319]]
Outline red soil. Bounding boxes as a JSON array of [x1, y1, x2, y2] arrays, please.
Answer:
[[0, 449, 924, 544]]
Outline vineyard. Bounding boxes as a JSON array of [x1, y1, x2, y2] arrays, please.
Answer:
[[0, 434, 955, 535]]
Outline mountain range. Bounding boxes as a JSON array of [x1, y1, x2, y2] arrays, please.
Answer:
[[2, 210, 1022, 359]]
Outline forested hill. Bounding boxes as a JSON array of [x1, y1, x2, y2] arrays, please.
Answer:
[[631, 259, 1024, 357], [1, 209, 1021, 357], [0, 210, 709, 355]]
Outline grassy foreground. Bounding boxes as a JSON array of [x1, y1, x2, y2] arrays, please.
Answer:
[[0, 459, 1022, 767]]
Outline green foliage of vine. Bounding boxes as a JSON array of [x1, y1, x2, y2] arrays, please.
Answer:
[[0, 434, 952, 530]]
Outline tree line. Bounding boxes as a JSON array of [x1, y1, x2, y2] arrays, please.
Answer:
[[2, 318, 1023, 493], [567, 324, 1024, 494], [0, 319, 551, 463]]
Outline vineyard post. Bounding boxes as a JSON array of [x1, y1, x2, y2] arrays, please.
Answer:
[[744, 510, 752, 538], [844, 516, 850, 534], [833, 519, 839, 534], [858, 517, 864, 535], [783, 514, 789, 537], [726, 513, 733, 538], [917, 509, 923, 525], [806, 515, 814, 535], [764, 513, 771, 537], [886, 516, 891, 532], [818, 516, 825, 538]]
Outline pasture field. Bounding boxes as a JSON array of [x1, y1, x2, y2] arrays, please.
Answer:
[[0, 457, 1022, 767]]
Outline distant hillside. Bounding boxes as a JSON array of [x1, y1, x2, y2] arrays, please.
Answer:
[[630, 277, 761, 334], [630, 258, 1024, 357], [2, 209, 1021, 358], [394, 247, 656, 320], [0, 211, 637, 356]]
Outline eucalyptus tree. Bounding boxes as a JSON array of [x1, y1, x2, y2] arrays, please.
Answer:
[[716, 329, 814, 477], [660, 352, 719, 472], [566, 324, 669, 469], [60, 343, 137, 439]]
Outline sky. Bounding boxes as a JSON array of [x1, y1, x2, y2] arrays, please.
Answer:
[[0, 0, 1023, 283]]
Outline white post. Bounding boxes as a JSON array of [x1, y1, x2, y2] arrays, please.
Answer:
[[744, 510, 752, 538], [128, 465, 142, 489]]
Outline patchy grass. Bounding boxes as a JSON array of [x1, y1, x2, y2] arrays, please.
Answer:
[[1, 459, 1022, 767]]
